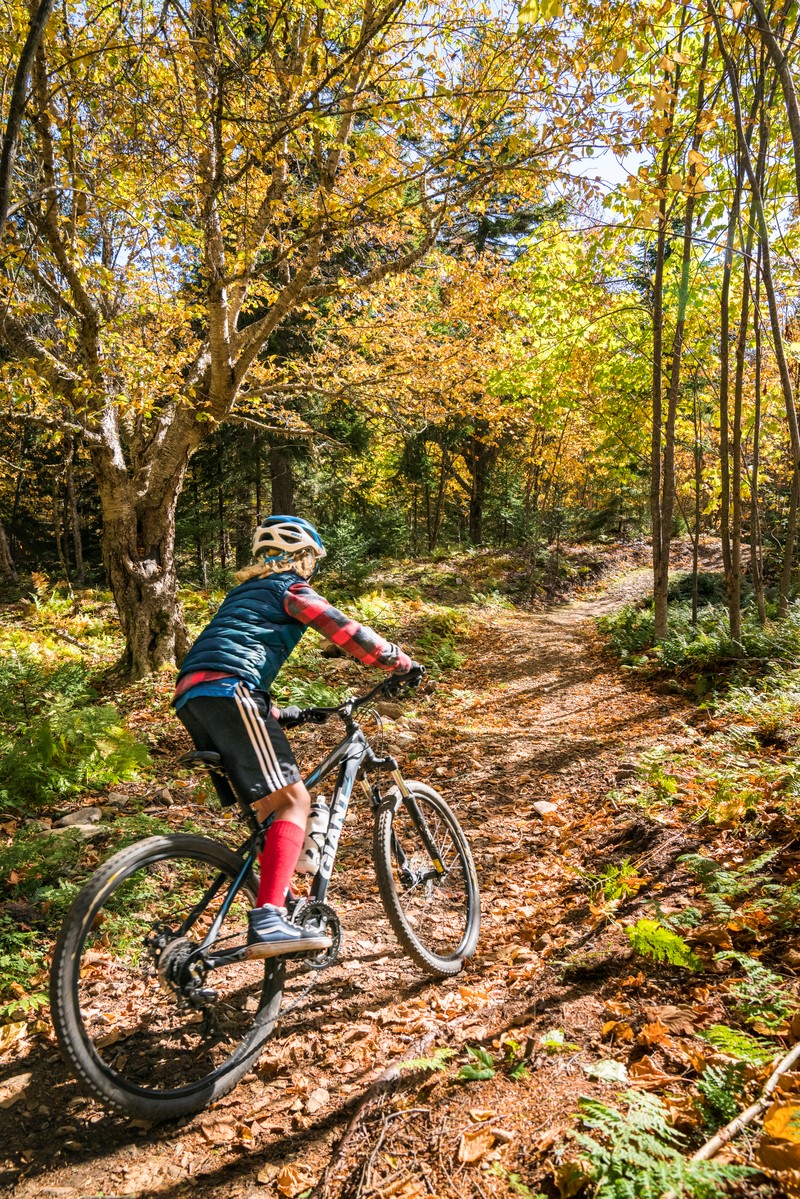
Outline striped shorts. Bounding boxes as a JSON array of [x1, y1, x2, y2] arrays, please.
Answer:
[[177, 685, 302, 805]]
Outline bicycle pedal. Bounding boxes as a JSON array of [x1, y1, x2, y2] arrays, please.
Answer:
[[194, 988, 218, 1002]]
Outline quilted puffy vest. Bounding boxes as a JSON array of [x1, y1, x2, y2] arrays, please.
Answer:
[[176, 571, 307, 693]]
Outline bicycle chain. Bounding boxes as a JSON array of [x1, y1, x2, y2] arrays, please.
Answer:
[[277, 901, 341, 1022]]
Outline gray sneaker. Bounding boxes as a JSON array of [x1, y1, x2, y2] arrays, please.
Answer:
[[246, 903, 332, 959]]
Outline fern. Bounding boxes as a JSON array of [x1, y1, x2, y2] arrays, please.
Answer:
[[575, 1091, 751, 1198], [699, 1024, 775, 1065], [400, 1046, 455, 1073], [697, 1063, 747, 1127], [716, 952, 799, 1030], [626, 919, 701, 970], [679, 851, 777, 925]]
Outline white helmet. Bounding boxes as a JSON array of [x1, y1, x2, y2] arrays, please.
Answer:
[[252, 516, 326, 568]]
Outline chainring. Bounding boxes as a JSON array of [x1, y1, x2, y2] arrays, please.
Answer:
[[294, 900, 342, 970]]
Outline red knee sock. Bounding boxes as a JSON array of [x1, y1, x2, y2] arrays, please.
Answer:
[[257, 820, 306, 907]]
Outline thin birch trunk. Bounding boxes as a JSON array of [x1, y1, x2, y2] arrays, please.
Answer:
[[751, 241, 766, 623]]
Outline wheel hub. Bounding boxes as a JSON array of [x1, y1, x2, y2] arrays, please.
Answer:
[[155, 935, 196, 995]]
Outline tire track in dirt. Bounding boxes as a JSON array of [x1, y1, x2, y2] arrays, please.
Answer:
[[2, 564, 699, 1199]]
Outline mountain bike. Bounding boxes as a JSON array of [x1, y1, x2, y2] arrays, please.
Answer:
[[50, 675, 480, 1121]]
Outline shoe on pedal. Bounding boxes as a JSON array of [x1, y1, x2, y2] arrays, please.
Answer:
[[246, 903, 332, 959]]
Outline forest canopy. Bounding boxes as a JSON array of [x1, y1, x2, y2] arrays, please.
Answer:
[[2, 0, 800, 675]]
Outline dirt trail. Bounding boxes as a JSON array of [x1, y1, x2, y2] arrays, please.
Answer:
[[1, 565, 698, 1199]]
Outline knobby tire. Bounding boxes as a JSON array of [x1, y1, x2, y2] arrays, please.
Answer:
[[50, 833, 284, 1121], [373, 781, 480, 977]]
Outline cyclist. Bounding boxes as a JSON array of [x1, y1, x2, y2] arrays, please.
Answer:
[[173, 515, 423, 959]]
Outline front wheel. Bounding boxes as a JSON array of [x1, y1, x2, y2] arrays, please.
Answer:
[[50, 834, 284, 1121], [373, 781, 480, 977]]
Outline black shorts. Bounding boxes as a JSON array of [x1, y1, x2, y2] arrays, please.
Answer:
[[177, 684, 302, 806]]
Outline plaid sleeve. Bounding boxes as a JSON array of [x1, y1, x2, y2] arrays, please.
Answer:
[[284, 583, 413, 673]]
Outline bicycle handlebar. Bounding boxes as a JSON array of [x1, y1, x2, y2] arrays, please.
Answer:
[[281, 667, 425, 729]]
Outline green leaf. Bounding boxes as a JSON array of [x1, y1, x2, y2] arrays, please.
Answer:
[[458, 1063, 496, 1081], [583, 1059, 629, 1084], [467, 1045, 495, 1068]]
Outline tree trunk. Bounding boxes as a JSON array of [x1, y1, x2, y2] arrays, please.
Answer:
[[781, 466, 800, 612], [52, 473, 68, 579], [692, 370, 702, 627], [751, 240, 766, 623], [651, 142, 671, 640], [64, 437, 85, 585], [254, 432, 263, 522], [91, 447, 191, 679], [269, 444, 295, 514], [711, 9, 800, 617], [660, 34, 709, 636], [466, 436, 498, 546], [0, 518, 17, 582], [430, 448, 448, 551]]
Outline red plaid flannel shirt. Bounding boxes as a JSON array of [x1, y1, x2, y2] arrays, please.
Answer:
[[283, 583, 412, 673]]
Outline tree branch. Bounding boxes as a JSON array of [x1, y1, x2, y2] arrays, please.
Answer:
[[0, 0, 56, 240]]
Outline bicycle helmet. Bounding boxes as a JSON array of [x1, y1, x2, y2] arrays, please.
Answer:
[[252, 515, 326, 576]]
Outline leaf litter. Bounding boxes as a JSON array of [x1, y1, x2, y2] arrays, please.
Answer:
[[1, 550, 793, 1198]]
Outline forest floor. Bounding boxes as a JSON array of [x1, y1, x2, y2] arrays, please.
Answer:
[[0, 543, 795, 1199]]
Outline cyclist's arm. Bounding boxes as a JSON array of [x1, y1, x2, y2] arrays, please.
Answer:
[[283, 582, 413, 673]]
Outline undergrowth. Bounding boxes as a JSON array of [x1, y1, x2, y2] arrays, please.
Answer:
[[598, 589, 800, 689], [573, 1090, 750, 1198], [0, 650, 148, 810]]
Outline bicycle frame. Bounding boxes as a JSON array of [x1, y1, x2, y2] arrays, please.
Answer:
[[195, 720, 443, 969]]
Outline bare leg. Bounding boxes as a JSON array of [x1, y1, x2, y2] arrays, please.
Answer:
[[253, 780, 311, 831]]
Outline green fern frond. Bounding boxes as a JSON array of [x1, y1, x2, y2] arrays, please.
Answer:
[[697, 1063, 746, 1126], [400, 1046, 455, 1073], [716, 951, 799, 1029], [576, 1091, 752, 1198], [626, 919, 701, 970], [699, 1024, 775, 1065]]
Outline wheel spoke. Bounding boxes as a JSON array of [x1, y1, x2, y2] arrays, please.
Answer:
[[387, 794, 472, 958], [64, 847, 272, 1099]]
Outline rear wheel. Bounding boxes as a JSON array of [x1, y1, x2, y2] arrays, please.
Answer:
[[373, 782, 480, 976], [50, 834, 284, 1121]]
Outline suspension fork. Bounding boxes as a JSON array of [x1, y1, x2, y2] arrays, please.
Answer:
[[386, 771, 446, 877]]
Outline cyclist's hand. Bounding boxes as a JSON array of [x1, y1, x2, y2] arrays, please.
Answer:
[[276, 705, 302, 728], [301, 708, 330, 725], [391, 661, 425, 689]]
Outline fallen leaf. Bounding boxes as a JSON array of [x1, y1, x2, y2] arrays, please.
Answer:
[[469, 1107, 496, 1122], [645, 1005, 696, 1035], [661, 1092, 703, 1130], [200, 1116, 237, 1143], [759, 1102, 800, 1176], [537, 1125, 564, 1152], [583, 1058, 629, 1084], [764, 1102, 800, 1144], [379, 1177, 426, 1199], [555, 1158, 591, 1199], [0, 1071, 32, 1109], [457, 1127, 496, 1164], [637, 1020, 671, 1048], [305, 1086, 329, 1114], [602, 1020, 634, 1044], [276, 1164, 315, 1197], [628, 1056, 682, 1090], [0, 1021, 28, 1055]]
